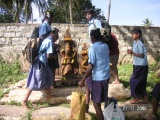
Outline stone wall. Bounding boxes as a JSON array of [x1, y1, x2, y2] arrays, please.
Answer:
[[0, 23, 160, 71]]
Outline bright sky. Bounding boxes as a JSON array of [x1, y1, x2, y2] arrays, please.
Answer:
[[92, 0, 160, 26]]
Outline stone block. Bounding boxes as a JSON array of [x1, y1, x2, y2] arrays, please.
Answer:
[[4, 32, 15, 38], [12, 38, 26, 45], [108, 84, 131, 100], [0, 30, 3, 37], [0, 38, 5, 45], [143, 34, 150, 41], [15, 32, 22, 37], [18, 26, 26, 31]]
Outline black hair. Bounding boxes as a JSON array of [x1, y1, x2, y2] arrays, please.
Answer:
[[44, 11, 54, 19], [90, 28, 102, 41], [132, 28, 144, 43], [84, 8, 95, 14], [51, 28, 59, 34]]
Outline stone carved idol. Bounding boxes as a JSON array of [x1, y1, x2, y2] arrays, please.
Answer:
[[64, 27, 72, 40], [81, 42, 88, 73], [59, 27, 79, 76]]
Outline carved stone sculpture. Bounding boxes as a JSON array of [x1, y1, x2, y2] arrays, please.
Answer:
[[60, 27, 78, 76], [81, 42, 88, 73]]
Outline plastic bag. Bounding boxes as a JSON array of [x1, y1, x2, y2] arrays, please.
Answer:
[[103, 102, 125, 120], [69, 88, 86, 120]]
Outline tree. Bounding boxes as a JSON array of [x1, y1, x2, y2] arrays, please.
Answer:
[[107, 0, 111, 23], [69, 0, 73, 24], [0, 0, 49, 23], [142, 18, 153, 28], [0, 7, 13, 23], [48, 0, 105, 24]]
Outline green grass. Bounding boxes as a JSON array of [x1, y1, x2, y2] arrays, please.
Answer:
[[0, 58, 27, 98], [118, 62, 160, 102], [0, 59, 27, 88]]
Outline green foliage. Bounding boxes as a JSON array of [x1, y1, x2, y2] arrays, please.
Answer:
[[7, 100, 21, 106], [0, 88, 10, 99], [59, 103, 70, 108], [0, 0, 48, 23], [0, 13, 13, 23], [0, 58, 27, 88], [142, 18, 153, 28], [48, 0, 105, 23], [118, 64, 133, 88], [22, 111, 32, 120]]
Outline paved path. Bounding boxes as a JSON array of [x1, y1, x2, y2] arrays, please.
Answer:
[[0, 102, 152, 120]]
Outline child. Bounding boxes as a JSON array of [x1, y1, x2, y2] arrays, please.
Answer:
[[85, 8, 102, 40], [127, 28, 148, 104], [84, 7, 102, 113], [78, 28, 110, 120], [39, 11, 54, 40], [21, 29, 57, 110], [47, 28, 60, 88]]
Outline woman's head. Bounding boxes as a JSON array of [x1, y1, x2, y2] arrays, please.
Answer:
[[90, 28, 102, 43], [85, 8, 95, 20], [131, 28, 142, 40]]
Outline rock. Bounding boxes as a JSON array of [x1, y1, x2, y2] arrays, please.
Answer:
[[14, 79, 27, 88], [108, 84, 131, 100]]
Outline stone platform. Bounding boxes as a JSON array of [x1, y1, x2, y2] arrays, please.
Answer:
[[1, 75, 149, 119], [0, 77, 131, 105]]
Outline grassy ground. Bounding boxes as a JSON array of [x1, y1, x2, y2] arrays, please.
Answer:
[[0, 59, 27, 98], [118, 62, 160, 101]]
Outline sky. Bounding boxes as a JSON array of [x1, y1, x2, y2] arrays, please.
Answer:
[[32, 0, 160, 26], [92, 0, 160, 26]]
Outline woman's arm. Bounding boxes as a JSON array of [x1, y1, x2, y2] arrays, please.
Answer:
[[127, 49, 144, 58], [132, 52, 144, 58]]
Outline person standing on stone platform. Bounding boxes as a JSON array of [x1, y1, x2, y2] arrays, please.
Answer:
[[79, 28, 110, 120], [85, 8, 102, 45], [109, 33, 120, 84], [82, 8, 102, 113], [21, 29, 58, 110], [127, 28, 148, 104]]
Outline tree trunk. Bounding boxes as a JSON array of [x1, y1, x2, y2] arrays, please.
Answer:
[[107, 0, 111, 23], [15, 0, 20, 23], [69, 0, 73, 24]]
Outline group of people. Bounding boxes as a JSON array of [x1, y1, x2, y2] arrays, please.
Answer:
[[78, 8, 159, 120], [21, 11, 59, 109], [20, 8, 159, 120]]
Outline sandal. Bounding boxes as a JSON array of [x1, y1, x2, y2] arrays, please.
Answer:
[[21, 101, 30, 110]]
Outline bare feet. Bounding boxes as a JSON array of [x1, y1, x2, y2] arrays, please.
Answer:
[[21, 101, 30, 110], [111, 80, 120, 84], [130, 98, 141, 104]]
